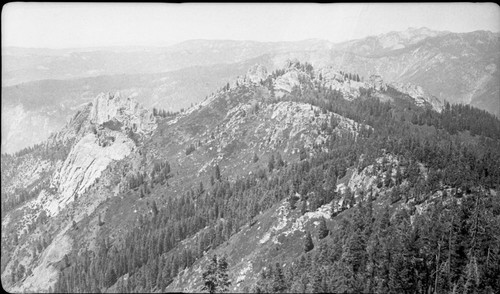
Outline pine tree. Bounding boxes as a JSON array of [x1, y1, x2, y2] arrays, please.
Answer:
[[301, 200, 307, 215], [271, 263, 287, 293], [202, 254, 231, 293], [304, 231, 314, 252], [268, 154, 275, 172], [299, 147, 308, 161], [202, 256, 217, 293], [318, 217, 329, 239], [105, 268, 117, 287], [289, 191, 297, 210], [216, 256, 231, 293], [151, 200, 159, 217], [215, 165, 221, 181], [276, 153, 284, 168], [311, 266, 323, 293], [98, 214, 104, 226], [198, 181, 205, 196]]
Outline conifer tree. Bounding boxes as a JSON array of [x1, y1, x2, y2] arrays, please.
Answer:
[[276, 152, 284, 168], [202, 254, 231, 293], [304, 231, 314, 252], [216, 256, 231, 293], [289, 191, 297, 210], [268, 154, 275, 172], [301, 200, 307, 215], [203, 259, 218, 293], [318, 217, 329, 239], [215, 165, 221, 181], [271, 263, 286, 293]]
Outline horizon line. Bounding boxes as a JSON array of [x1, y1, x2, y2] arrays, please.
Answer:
[[2, 27, 498, 51]]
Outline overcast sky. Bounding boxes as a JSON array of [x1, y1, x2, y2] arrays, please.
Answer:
[[2, 3, 499, 48]]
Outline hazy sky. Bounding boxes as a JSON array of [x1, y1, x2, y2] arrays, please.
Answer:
[[2, 2, 500, 48]]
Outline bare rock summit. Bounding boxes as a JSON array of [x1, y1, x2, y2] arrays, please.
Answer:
[[90, 92, 157, 134]]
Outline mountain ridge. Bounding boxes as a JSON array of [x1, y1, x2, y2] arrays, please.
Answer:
[[2, 60, 500, 293], [3, 27, 498, 154]]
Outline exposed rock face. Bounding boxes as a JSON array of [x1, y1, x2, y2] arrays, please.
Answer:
[[214, 99, 367, 156], [265, 101, 363, 150], [274, 70, 302, 95], [316, 66, 344, 82], [369, 75, 388, 91], [273, 60, 313, 96], [391, 82, 444, 112], [316, 66, 368, 100], [50, 132, 134, 216], [89, 92, 156, 134], [246, 64, 269, 84]]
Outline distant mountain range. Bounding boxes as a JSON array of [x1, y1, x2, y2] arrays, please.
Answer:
[[2, 27, 499, 154]]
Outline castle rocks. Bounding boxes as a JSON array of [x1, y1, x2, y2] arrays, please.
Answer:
[[47, 92, 156, 216], [89, 92, 157, 134], [246, 64, 269, 84]]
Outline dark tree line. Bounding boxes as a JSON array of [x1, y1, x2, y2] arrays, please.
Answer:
[[152, 107, 178, 118]]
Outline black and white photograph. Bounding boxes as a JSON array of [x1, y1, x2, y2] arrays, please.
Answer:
[[1, 2, 500, 293]]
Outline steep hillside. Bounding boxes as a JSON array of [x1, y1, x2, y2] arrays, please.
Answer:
[[2, 61, 499, 294]]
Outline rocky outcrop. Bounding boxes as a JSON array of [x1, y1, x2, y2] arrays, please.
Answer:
[[272, 59, 316, 96], [50, 132, 134, 216], [369, 75, 387, 92], [316, 67, 368, 100], [316, 66, 344, 83], [246, 64, 269, 84], [273, 70, 302, 95], [89, 92, 156, 134], [391, 82, 444, 112]]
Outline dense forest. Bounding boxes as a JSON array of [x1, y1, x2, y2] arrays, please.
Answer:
[[255, 190, 500, 293], [34, 62, 500, 293]]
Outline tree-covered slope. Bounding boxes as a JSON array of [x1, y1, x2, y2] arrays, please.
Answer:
[[2, 61, 499, 294]]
